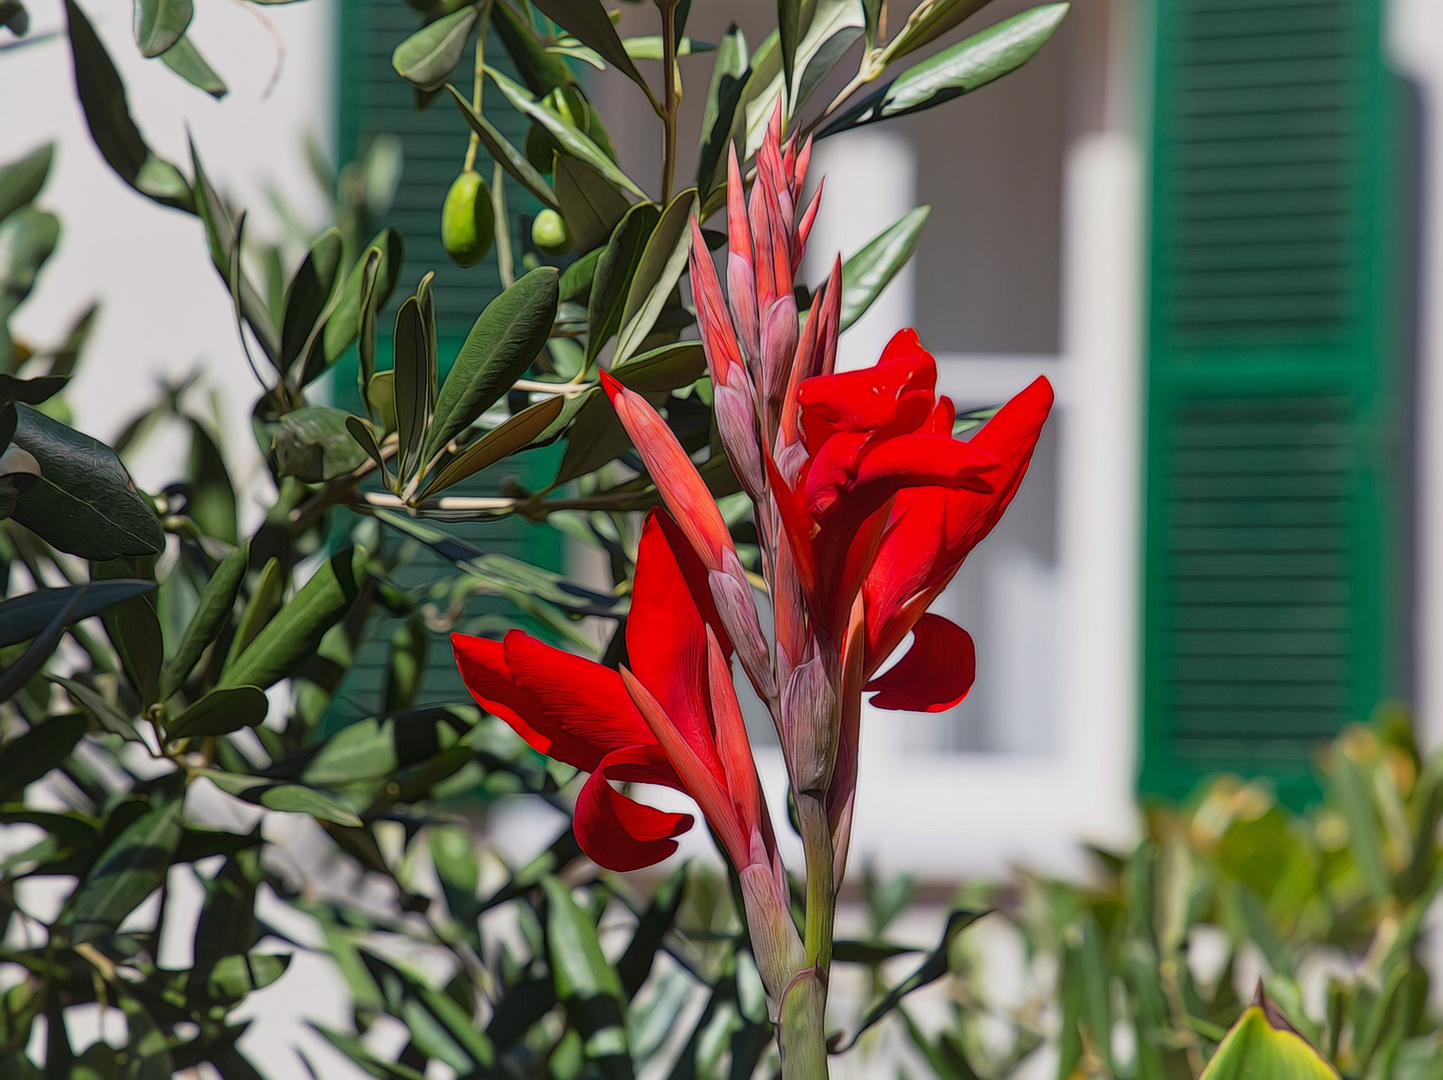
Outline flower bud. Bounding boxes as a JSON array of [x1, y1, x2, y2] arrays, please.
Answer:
[[728, 252, 760, 363], [714, 381, 764, 498], [760, 293, 799, 408], [709, 548, 776, 702], [782, 652, 836, 794], [739, 861, 806, 1003]]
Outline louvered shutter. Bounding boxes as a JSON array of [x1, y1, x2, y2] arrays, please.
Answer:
[[330, 2, 563, 725], [1140, 0, 1405, 804]]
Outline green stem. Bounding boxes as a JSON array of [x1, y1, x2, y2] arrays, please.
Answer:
[[797, 791, 836, 972], [779, 969, 830, 1079]]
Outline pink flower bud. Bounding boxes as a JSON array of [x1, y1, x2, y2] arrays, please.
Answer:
[[709, 548, 777, 703], [714, 380, 764, 498], [781, 651, 836, 794]]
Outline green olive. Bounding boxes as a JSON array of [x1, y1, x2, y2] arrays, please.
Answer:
[[531, 209, 571, 255], [441, 170, 495, 268]]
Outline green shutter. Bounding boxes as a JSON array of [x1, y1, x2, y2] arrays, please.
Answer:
[[1140, 0, 1405, 804], [328, 1, 563, 728]]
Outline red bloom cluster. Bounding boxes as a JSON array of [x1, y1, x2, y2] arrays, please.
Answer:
[[451, 107, 1052, 997]]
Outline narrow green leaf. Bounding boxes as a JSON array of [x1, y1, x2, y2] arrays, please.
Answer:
[[879, 0, 991, 65], [197, 769, 364, 827], [554, 155, 631, 255], [621, 35, 714, 60], [490, 0, 574, 94], [0, 143, 53, 225], [65, 0, 193, 211], [280, 228, 344, 373], [0, 586, 81, 704], [422, 266, 559, 463], [304, 718, 398, 786], [0, 713, 87, 801], [207, 953, 289, 1001], [224, 555, 281, 671], [133, 0, 192, 58], [696, 26, 749, 199], [117, 995, 174, 1079], [274, 406, 369, 482], [448, 86, 562, 212], [0, 209, 59, 316], [418, 393, 565, 501], [319, 227, 404, 376], [51, 675, 141, 742], [160, 541, 248, 699], [165, 685, 268, 740], [220, 546, 367, 690], [71, 799, 184, 944], [158, 34, 227, 98], [542, 876, 631, 1070], [394, 294, 430, 485], [528, 0, 652, 102], [821, 4, 1069, 134], [487, 66, 646, 197], [345, 415, 389, 482], [0, 581, 153, 649], [794, 2, 864, 115], [838, 909, 989, 1051], [839, 205, 930, 331], [559, 246, 602, 302], [10, 403, 164, 560], [610, 341, 706, 390], [613, 187, 696, 365], [392, 4, 479, 91], [778, 0, 801, 96], [586, 202, 659, 364]]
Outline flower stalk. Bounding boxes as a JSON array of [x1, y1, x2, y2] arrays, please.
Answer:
[[452, 106, 1055, 1075]]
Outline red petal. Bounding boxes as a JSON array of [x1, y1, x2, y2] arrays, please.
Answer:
[[575, 745, 693, 872], [796, 337, 936, 451], [864, 613, 976, 712], [601, 372, 734, 571], [629, 512, 728, 790], [452, 631, 654, 771]]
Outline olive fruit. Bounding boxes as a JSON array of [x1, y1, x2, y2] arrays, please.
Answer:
[[531, 210, 571, 255], [441, 170, 495, 268]]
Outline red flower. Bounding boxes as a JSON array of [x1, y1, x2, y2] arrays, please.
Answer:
[[452, 510, 774, 877], [769, 329, 1005, 645]]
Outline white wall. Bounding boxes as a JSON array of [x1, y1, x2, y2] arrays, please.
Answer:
[[2, 0, 335, 512]]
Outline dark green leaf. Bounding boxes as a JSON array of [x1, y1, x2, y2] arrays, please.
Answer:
[[879, 0, 991, 65], [93, 560, 163, 705], [383, 615, 426, 714], [65, 0, 193, 211], [617, 863, 687, 999], [778, 0, 800, 95], [394, 292, 431, 485], [487, 66, 645, 197], [418, 393, 565, 501], [10, 403, 164, 559], [543, 876, 632, 1073], [188, 418, 237, 543], [0, 580, 153, 648], [529, 0, 651, 102], [0, 586, 82, 703], [166, 685, 267, 740], [280, 228, 344, 373], [71, 799, 184, 944], [614, 188, 696, 364], [560, 246, 602, 302], [555, 155, 631, 255], [821, 4, 1069, 135], [553, 388, 629, 485], [345, 416, 388, 481], [320, 228, 404, 376], [0, 0, 26, 36], [0, 713, 87, 801], [207, 954, 290, 1001], [52, 674, 141, 742], [198, 769, 364, 827], [274, 406, 369, 482], [837, 909, 989, 1051], [220, 546, 367, 690], [303, 717, 398, 786], [586, 202, 659, 364], [392, 4, 479, 91], [696, 26, 749, 199], [117, 995, 174, 1080], [611, 342, 707, 390], [840, 205, 930, 331], [490, 0, 574, 95], [224, 555, 282, 671], [159, 34, 227, 98], [449, 87, 561, 212], [133, 0, 192, 57], [794, 10, 863, 115], [0, 143, 53, 225], [423, 266, 559, 463], [0, 208, 59, 310]]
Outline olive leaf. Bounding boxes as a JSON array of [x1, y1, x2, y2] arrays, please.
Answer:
[[0, 143, 53, 225], [274, 406, 370, 482], [10, 403, 164, 560], [160, 541, 248, 699], [133, 0, 192, 58], [392, 4, 479, 92], [449, 87, 562, 212], [71, 799, 185, 944], [159, 35, 227, 99], [613, 188, 696, 366], [840, 205, 931, 331]]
